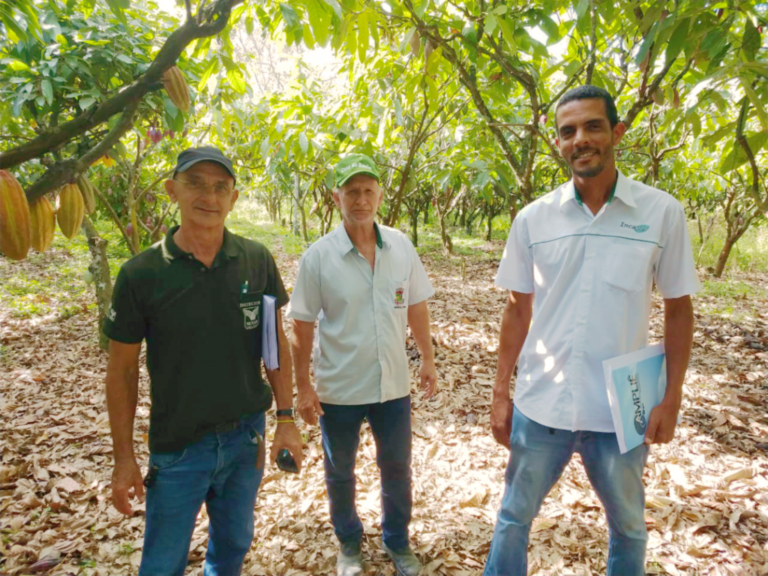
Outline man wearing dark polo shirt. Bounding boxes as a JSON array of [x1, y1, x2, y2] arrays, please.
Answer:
[[103, 146, 303, 576]]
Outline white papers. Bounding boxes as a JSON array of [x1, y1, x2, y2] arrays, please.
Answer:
[[603, 343, 667, 454], [261, 295, 279, 370]]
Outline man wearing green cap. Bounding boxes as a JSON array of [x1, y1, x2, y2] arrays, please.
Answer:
[[287, 153, 437, 576]]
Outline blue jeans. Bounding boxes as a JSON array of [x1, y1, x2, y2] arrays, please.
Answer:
[[320, 395, 412, 551], [138, 412, 266, 576], [484, 407, 649, 576]]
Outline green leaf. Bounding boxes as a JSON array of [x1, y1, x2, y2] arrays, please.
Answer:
[[41, 78, 53, 105], [635, 23, 657, 65], [412, 0, 429, 18], [198, 59, 218, 91], [539, 15, 560, 43], [116, 54, 133, 64], [345, 25, 357, 57], [720, 133, 768, 173], [740, 77, 768, 133], [573, 0, 589, 19], [461, 24, 477, 45], [299, 131, 309, 153], [742, 19, 761, 62], [280, 3, 301, 28], [665, 18, 689, 64], [226, 68, 247, 95], [104, 0, 128, 25], [357, 12, 369, 63], [9, 60, 31, 72], [497, 17, 517, 53], [485, 14, 497, 36], [79, 97, 96, 110]]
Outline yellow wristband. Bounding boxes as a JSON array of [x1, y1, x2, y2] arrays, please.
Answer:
[[276, 418, 295, 424]]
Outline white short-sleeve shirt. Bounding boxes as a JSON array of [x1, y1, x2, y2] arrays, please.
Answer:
[[287, 223, 434, 405], [496, 171, 700, 432]]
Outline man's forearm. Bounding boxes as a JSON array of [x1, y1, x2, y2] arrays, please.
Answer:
[[267, 313, 294, 411], [663, 296, 694, 405], [290, 319, 315, 393], [106, 367, 139, 463], [494, 292, 533, 398], [407, 301, 435, 363]]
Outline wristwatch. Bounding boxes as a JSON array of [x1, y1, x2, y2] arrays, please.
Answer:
[[276, 408, 294, 417]]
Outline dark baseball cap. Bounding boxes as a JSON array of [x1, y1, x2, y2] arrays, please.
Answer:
[[174, 146, 236, 183]]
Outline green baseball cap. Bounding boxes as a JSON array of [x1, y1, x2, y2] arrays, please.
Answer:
[[335, 154, 380, 188]]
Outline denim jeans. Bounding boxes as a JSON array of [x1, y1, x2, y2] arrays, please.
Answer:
[[138, 412, 266, 576], [319, 395, 412, 551], [484, 406, 649, 576]]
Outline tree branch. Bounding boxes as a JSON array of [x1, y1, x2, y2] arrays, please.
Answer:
[[1, 0, 242, 177]]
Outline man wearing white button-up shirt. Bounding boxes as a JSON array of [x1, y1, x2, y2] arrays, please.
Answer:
[[288, 154, 437, 576], [484, 86, 699, 576]]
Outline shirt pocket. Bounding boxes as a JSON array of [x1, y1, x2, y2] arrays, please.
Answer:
[[390, 279, 410, 310], [603, 243, 653, 293]]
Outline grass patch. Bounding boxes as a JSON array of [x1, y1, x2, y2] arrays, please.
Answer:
[[690, 221, 768, 274], [227, 200, 308, 257], [698, 279, 767, 321]]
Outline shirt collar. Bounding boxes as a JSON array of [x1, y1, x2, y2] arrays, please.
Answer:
[[162, 226, 239, 262], [335, 222, 388, 256], [559, 170, 636, 212]]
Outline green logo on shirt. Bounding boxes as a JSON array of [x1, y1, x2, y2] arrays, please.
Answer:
[[621, 222, 649, 233], [240, 302, 260, 329]]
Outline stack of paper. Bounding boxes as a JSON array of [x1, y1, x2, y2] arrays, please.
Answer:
[[261, 295, 279, 370], [603, 343, 667, 453]]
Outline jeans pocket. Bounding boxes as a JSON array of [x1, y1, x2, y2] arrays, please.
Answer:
[[149, 448, 188, 471]]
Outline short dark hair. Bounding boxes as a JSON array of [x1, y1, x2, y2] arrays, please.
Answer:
[[555, 85, 620, 128]]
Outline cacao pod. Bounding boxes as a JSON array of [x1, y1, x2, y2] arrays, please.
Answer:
[[75, 173, 97, 215], [0, 170, 31, 260], [162, 66, 191, 113], [29, 196, 55, 253], [57, 184, 85, 239]]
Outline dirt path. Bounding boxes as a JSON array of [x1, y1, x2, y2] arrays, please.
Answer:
[[1, 240, 767, 576]]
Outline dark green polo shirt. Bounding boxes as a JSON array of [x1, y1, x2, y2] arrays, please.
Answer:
[[103, 226, 289, 453]]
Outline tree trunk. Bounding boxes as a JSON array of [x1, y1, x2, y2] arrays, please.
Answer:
[[486, 211, 495, 241], [435, 202, 452, 254], [423, 204, 429, 225], [713, 222, 750, 278], [410, 205, 419, 247], [82, 218, 113, 351], [292, 173, 302, 236], [713, 236, 736, 278]]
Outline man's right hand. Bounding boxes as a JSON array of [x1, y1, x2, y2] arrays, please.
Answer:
[[490, 392, 513, 450], [112, 457, 145, 515], [296, 387, 324, 426]]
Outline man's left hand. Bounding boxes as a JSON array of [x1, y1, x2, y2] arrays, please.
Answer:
[[644, 397, 681, 445], [419, 360, 437, 399], [271, 422, 304, 472]]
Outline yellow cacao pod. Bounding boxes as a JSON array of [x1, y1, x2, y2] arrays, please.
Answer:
[[29, 196, 55, 253], [76, 173, 97, 214], [57, 183, 85, 239], [0, 170, 31, 261], [162, 66, 191, 113]]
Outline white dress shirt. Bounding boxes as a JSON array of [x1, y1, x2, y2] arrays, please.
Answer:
[[496, 171, 700, 432], [287, 223, 434, 405]]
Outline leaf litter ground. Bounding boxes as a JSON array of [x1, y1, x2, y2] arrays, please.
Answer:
[[1, 239, 767, 576]]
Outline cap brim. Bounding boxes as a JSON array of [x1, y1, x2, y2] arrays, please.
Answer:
[[337, 170, 379, 188], [176, 158, 236, 182]]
